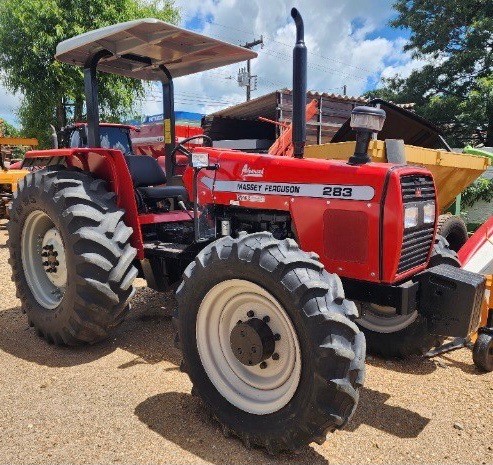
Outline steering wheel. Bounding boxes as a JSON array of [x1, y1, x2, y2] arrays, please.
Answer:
[[171, 135, 213, 167]]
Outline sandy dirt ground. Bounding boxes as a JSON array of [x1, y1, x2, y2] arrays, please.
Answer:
[[0, 222, 492, 464]]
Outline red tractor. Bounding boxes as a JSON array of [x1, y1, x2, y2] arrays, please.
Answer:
[[8, 9, 489, 453]]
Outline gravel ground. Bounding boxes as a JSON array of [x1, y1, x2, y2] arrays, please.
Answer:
[[0, 221, 492, 464]]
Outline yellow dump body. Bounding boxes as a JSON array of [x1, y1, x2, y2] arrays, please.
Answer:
[[0, 169, 29, 191], [305, 140, 490, 211]]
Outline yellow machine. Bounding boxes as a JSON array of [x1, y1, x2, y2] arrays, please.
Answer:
[[0, 136, 37, 219], [305, 139, 490, 212]]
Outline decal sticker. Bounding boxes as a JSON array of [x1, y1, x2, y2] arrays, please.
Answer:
[[132, 136, 164, 144], [163, 118, 172, 144], [201, 177, 374, 201], [241, 164, 264, 178], [237, 194, 266, 203]]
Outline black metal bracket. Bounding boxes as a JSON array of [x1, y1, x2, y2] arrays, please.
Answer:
[[83, 49, 112, 148], [341, 277, 419, 315]]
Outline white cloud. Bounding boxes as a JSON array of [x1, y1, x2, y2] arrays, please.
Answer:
[[0, 1, 427, 125], [148, 0, 425, 116]]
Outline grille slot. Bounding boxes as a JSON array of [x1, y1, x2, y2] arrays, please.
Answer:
[[398, 175, 436, 274]]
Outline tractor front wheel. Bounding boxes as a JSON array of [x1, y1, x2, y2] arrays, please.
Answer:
[[174, 232, 365, 453], [7, 166, 137, 345], [356, 235, 460, 358]]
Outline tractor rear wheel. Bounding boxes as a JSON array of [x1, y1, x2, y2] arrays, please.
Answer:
[[174, 232, 365, 453], [7, 166, 137, 345], [356, 235, 460, 358], [436, 214, 468, 252]]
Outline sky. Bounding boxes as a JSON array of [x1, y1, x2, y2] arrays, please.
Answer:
[[0, 0, 425, 127]]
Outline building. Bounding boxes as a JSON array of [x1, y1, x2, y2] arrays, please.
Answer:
[[202, 89, 414, 146]]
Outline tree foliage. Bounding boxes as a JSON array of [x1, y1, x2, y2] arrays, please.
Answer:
[[0, 0, 179, 147], [368, 0, 493, 147], [0, 119, 20, 137], [462, 177, 493, 207]]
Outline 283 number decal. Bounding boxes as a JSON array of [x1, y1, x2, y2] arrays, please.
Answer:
[[322, 186, 353, 198]]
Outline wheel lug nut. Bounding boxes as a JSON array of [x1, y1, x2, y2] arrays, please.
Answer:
[[53, 251, 58, 257], [263, 316, 270, 323], [259, 361, 267, 369], [272, 353, 280, 360], [247, 310, 254, 318], [274, 333, 281, 341], [237, 320, 243, 325], [54, 261, 59, 266], [41, 252, 48, 257], [42, 261, 49, 266], [251, 346, 256, 353]]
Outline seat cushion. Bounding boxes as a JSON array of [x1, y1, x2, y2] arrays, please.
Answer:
[[138, 185, 189, 201], [125, 155, 167, 187]]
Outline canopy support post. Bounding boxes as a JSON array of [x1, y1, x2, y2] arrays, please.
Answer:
[[160, 65, 176, 178], [84, 50, 112, 148]]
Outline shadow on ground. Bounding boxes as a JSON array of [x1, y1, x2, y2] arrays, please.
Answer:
[[1, 283, 438, 461], [346, 387, 430, 437], [0, 286, 180, 368], [135, 392, 330, 464]]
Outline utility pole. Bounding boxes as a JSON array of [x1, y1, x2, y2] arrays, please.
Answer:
[[238, 36, 263, 101]]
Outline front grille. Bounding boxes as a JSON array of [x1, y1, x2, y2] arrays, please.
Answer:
[[401, 176, 435, 202], [397, 175, 436, 274]]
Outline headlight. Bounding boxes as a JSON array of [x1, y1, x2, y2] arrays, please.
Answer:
[[404, 205, 419, 229], [423, 202, 435, 224]]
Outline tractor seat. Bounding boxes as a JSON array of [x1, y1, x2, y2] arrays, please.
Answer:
[[125, 155, 188, 201]]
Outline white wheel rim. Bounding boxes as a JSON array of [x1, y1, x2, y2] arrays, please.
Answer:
[[196, 279, 301, 415], [21, 210, 67, 309], [357, 302, 418, 333]]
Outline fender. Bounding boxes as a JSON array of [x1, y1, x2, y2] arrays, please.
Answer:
[[24, 148, 144, 257], [459, 217, 493, 274]]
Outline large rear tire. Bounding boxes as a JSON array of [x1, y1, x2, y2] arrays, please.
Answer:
[[357, 235, 460, 358], [7, 166, 137, 345], [174, 232, 365, 453]]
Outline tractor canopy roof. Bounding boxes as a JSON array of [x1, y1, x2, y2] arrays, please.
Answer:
[[55, 18, 257, 81]]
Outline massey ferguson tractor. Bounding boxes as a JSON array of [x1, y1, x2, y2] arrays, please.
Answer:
[[7, 9, 491, 454]]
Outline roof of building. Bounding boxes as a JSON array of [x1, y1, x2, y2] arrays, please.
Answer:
[[208, 89, 414, 120], [208, 89, 363, 120]]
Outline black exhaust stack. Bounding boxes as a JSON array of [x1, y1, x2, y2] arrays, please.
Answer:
[[291, 8, 307, 159]]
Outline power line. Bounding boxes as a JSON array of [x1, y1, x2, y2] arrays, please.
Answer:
[[204, 18, 375, 74]]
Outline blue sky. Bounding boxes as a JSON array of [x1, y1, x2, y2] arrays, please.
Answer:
[[0, 0, 421, 126]]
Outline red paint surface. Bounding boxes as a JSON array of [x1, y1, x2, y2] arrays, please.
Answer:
[[458, 216, 493, 266], [26, 146, 439, 284]]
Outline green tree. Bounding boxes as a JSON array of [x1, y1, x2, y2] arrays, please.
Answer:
[[369, 0, 493, 147], [0, 119, 20, 137], [0, 0, 179, 147]]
